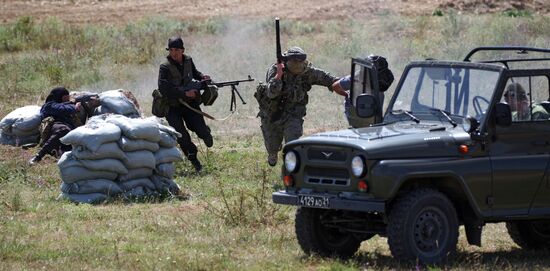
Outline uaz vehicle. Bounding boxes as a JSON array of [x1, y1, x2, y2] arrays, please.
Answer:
[[272, 47, 550, 263]]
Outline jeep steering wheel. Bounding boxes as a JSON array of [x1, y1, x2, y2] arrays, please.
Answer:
[[473, 96, 490, 118]]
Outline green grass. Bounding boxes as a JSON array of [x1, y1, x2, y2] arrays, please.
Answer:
[[1, 12, 550, 270]]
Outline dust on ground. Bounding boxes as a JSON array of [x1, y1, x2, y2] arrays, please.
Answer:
[[1, 0, 548, 25]]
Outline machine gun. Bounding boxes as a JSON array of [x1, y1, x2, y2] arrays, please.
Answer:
[[205, 75, 255, 112]]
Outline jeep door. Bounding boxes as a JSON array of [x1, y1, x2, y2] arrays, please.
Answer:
[[489, 72, 550, 217]]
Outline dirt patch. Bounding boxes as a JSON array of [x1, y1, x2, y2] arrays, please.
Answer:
[[1, 0, 547, 25]]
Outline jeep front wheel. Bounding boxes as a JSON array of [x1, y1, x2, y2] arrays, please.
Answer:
[[507, 220, 550, 249], [295, 207, 362, 258], [387, 188, 459, 264]]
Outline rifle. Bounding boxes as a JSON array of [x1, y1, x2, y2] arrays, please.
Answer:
[[182, 76, 255, 112], [271, 17, 286, 122]]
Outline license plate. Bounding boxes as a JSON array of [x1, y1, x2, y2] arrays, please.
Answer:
[[299, 195, 330, 208]]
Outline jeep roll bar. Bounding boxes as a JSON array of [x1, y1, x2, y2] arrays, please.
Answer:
[[463, 46, 550, 67]]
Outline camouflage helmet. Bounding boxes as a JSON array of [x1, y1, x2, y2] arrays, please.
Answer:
[[284, 46, 307, 61]]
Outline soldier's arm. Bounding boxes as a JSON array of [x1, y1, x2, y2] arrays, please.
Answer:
[[309, 67, 338, 92], [266, 64, 283, 99], [158, 64, 186, 99], [189, 57, 205, 80]]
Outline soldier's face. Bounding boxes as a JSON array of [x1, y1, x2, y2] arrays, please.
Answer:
[[287, 59, 307, 75], [169, 48, 184, 62], [62, 95, 70, 102]]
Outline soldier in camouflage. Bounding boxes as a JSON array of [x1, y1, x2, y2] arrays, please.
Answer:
[[259, 47, 344, 166], [504, 82, 550, 121]]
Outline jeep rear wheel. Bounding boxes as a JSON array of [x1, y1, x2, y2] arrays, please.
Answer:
[[507, 220, 550, 249], [387, 188, 459, 264], [295, 207, 362, 258]]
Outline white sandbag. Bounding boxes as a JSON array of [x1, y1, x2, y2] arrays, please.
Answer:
[[61, 192, 109, 204], [158, 123, 182, 138], [60, 122, 121, 152], [105, 115, 160, 141], [158, 130, 177, 148], [60, 179, 122, 196], [155, 147, 183, 164], [72, 142, 128, 162], [58, 152, 128, 175], [155, 163, 175, 179], [118, 136, 159, 152], [0, 132, 39, 146], [99, 89, 140, 117], [151, 175, 180, 195], [60, 166, 118, 183], [0, 105, 41, 134], [123, 150, 156, 170], [118, 168, 153, 182], [119, 178, 156, 192], [11, 126, 40, 137]]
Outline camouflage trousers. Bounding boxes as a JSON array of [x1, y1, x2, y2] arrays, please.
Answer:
[[260, 116, 304, 154]]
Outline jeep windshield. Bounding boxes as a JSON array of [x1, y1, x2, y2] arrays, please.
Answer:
[[386, 63, 501, 126]]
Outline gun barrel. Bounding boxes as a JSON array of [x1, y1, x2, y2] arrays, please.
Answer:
[[276, 17, 283, 64], [211, 76, 255, 87]]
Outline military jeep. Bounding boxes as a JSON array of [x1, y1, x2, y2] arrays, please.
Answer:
[[272, 46, 550, 263]]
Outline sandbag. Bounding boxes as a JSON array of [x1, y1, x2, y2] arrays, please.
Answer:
[[151, 175, 180, 195], [60, 179, 122, 196], [118, 168, 153, 182], [0, 132, 39, 146], [123, 186, 158, 199], [118, 136, 159, 152], [123, 150, 156, 170], [72, 142, 128, 162], [61, 192, 109, 204], [158, 123, 181, 138], [58, 152, 128, 175], [60, 122, 121, 152], [99, 89, 140, 118], [60, 165, 118, 183], [0, 105, 41, 135], [155, 163, 175, 179], [155, 147, 183, 164], [158, 130, 177, 148], [105, 115, 160, 142], [118, 178, 156, 192]]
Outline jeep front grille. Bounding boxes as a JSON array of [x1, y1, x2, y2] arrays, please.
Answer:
[[304, 166, 350, 186]]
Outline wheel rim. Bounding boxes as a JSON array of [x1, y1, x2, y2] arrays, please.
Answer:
[[412, 206, 449, 257]]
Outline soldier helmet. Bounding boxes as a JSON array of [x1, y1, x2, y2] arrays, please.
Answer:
[[284, 46, 307, 61], [166, 36, 185, 50]]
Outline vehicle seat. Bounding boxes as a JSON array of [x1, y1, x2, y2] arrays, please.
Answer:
[[541, 101, 550, 113]]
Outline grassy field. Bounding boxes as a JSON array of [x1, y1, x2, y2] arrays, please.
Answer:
[[1, 11, 550, 270]]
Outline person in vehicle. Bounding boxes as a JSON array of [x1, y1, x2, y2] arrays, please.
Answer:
[[504, 82, 550, 121]]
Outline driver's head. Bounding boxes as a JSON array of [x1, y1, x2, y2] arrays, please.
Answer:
[[504, 82, 528, 111]]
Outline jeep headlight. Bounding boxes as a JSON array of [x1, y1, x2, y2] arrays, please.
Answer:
[[351, 156, 365, 177], [284, 151, 299, 173]]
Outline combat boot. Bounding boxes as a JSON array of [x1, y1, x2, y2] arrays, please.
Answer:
[[28, 155, 41, 166], [188, 154, 202, 173], [203, 135, 213, 148], [267, 152, 278, 167]]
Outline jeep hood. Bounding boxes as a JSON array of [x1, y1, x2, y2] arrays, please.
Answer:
[[284, 121, 471, 159]]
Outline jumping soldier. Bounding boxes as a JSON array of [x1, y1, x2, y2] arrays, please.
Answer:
[[157, 36, 213, 173], [259, 47, 345, 166]]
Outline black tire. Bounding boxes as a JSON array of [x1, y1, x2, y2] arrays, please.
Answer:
[[506, 220, 550, 249], [295, 207, 362, 258], [387, 188, 459, 264]]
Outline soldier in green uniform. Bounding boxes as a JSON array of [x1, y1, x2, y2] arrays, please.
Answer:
[[158, 36, 212, 172], [504, 82, 550, 121], [259, 47, 344, 166]]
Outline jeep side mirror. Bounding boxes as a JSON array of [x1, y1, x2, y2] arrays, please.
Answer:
[[495, 102, 512, 126], [356, 94, 379, 118]]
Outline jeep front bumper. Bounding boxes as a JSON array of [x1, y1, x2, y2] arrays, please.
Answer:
[[272, 191, 385, 213]]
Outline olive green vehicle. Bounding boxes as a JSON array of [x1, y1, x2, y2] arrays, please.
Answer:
[[272, 47, 550, 263]]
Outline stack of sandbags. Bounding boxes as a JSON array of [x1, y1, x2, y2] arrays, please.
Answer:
[[0, 105, 41, 146], [58, 114, 183, 204], [94, 89, 141, 118]]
